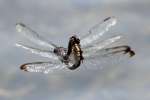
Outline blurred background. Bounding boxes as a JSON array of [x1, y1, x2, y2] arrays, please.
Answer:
[[0, 0, 150, 100]]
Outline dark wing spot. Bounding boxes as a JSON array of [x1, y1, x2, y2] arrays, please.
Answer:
[[129, 50, 135, 57], [124, 46, 135, 57], [20, 64, 28, 72], [103, 17, 111, 22], [16, 23, 26, 27]]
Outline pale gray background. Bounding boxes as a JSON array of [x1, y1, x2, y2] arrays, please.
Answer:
[[0, 0, 149, 100]]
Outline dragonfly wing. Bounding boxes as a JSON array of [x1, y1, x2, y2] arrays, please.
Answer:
[[16, 23, 57, 50], [84, 45, 135, 59], [83, 36, 122, 57], [83, 45, 135, 70], [16, 43, 58, 60], [81, 16, 117, 47], [20, 61, 66, 74]]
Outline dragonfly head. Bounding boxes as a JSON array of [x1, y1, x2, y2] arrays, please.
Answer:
[[70, 35, 80, 44]]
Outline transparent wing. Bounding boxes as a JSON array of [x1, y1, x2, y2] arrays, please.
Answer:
[[16, 43, 58, 60], [16, 23, 57, 50], [83, 36, 122, 56], [80, 16, 117, 47], [83, 45, 135, 70], [84, 45, 135, 59], [20, 61, 66, 74]]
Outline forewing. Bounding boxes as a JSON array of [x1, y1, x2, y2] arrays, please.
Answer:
[[20, 61, 66, 74], [16, 23, 57, 50], [82, 45, 135, 70], [85, 45, 135, 59], [83, 36, 122, 57], [81, 16, 117, 47], [16, 43, 58, 60]]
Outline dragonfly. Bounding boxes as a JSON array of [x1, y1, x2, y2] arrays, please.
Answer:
[[15, 16, 135, 74]]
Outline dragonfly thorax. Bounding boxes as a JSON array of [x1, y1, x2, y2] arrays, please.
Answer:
[[54, 47, 67, 57]]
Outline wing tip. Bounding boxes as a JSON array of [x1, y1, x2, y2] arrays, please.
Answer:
[[103, 16, 116, 22], [103, 17, 111, 22], [103, 16, 117, 27], [20, 64, 29, 72], [129, 50, 135, 57], [123, 46, 135, 57], [15, 43, 26, 49], [16, 23, 26, 32], [16, 23, 26, 27], [15, 43, 21, 47]]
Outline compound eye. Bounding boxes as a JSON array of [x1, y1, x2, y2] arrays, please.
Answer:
[[71, 35, 77, 39], [77, 38, 80, 42], [53, 49, 58, 53], [70, 37, 75, 41]]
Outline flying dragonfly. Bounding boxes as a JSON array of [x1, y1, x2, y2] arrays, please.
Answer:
[[15, 16, 135, 74]]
